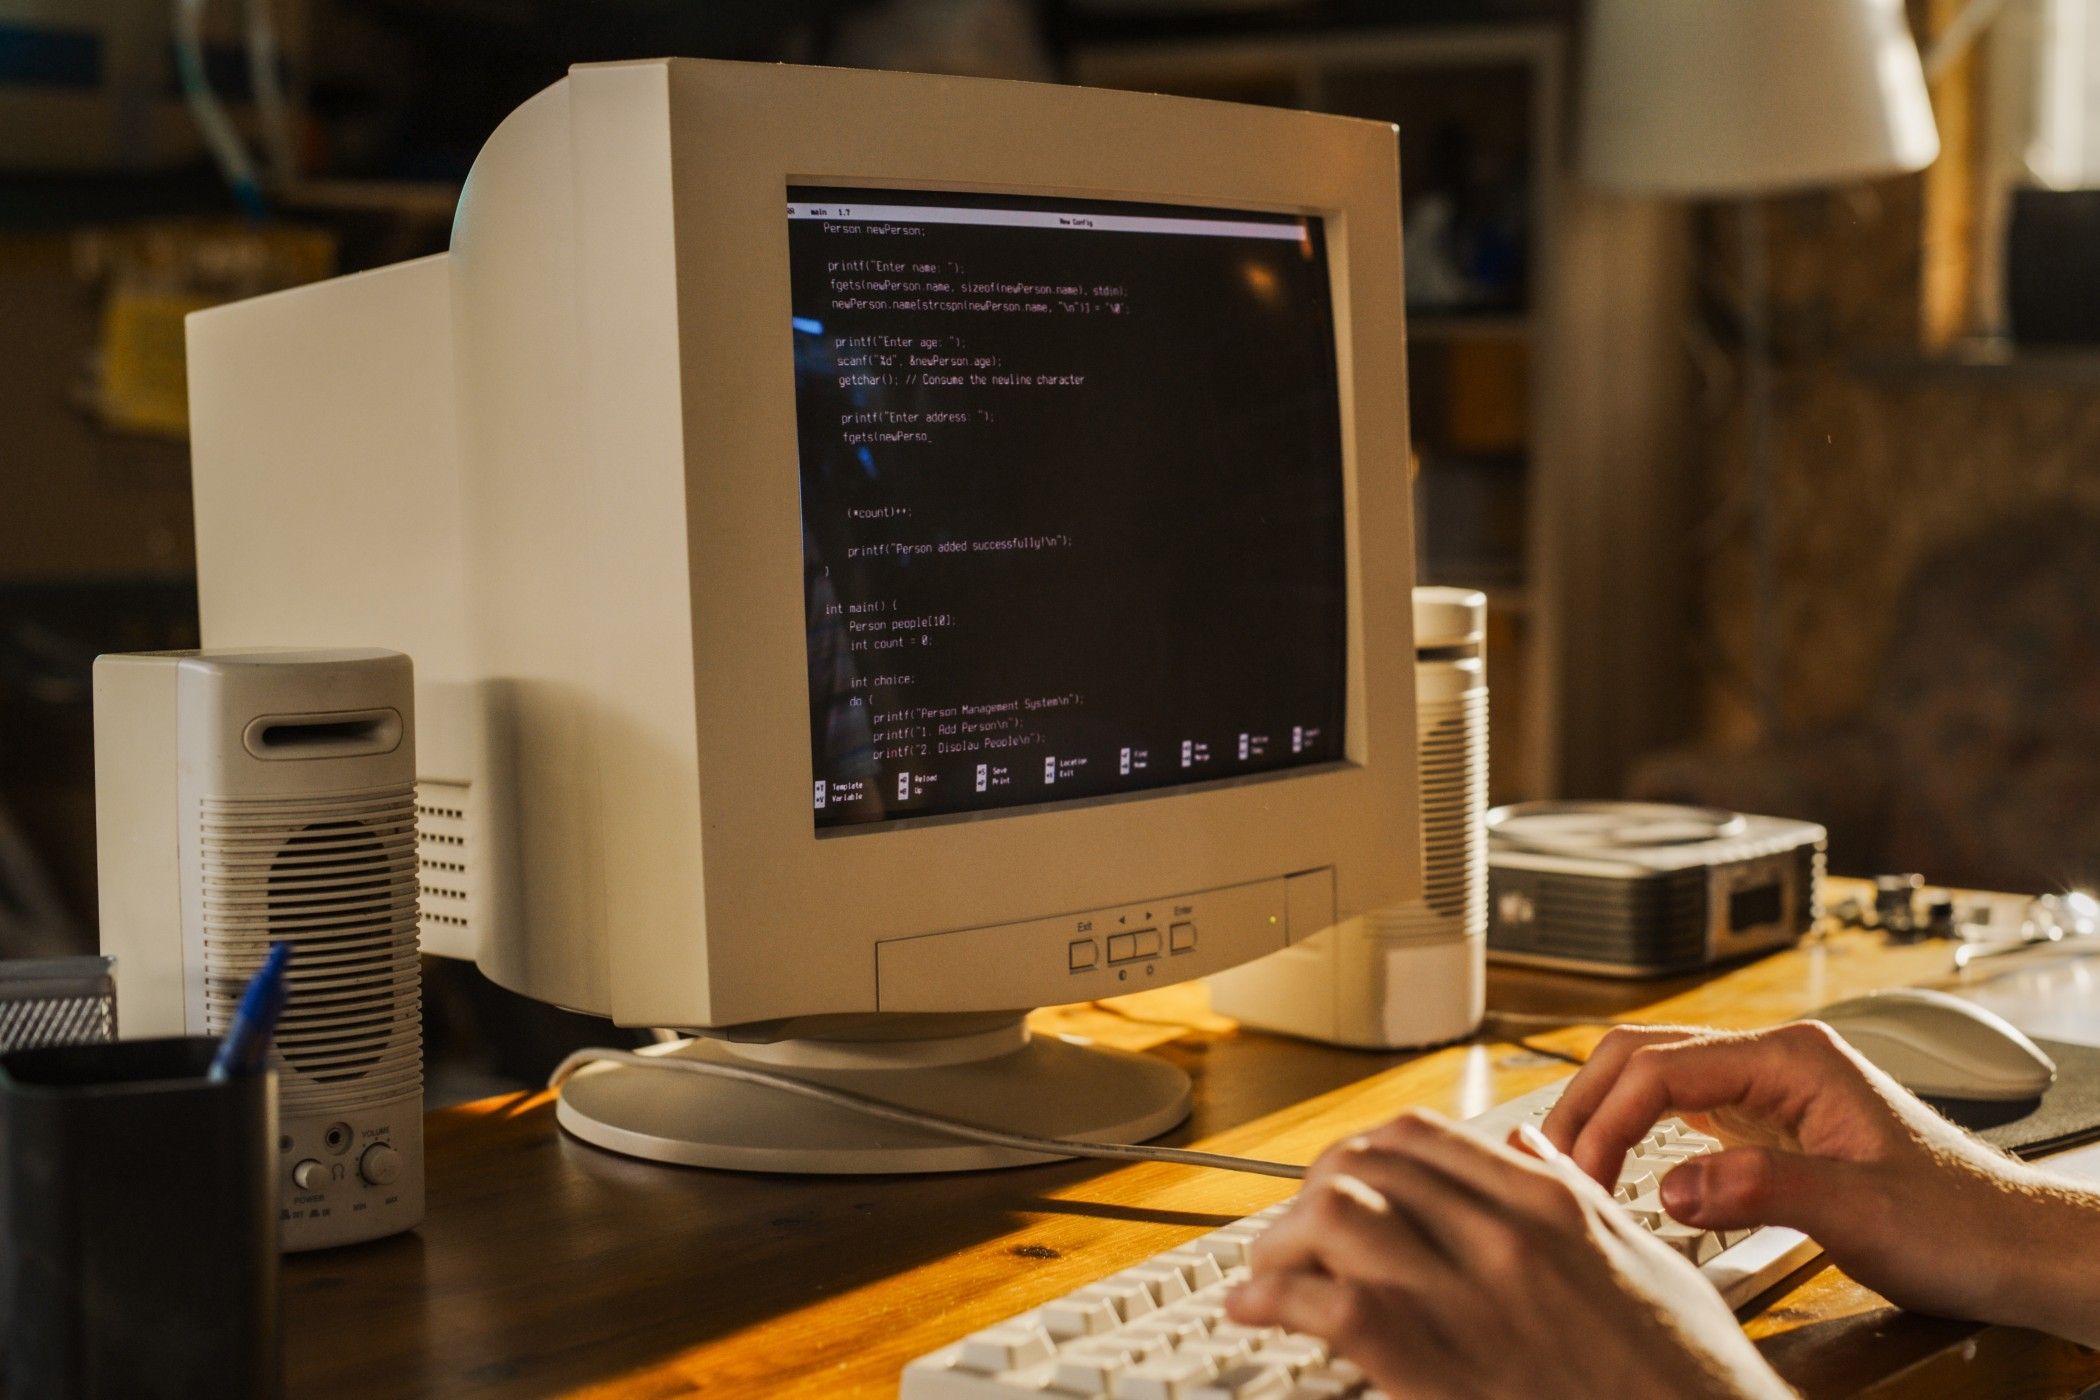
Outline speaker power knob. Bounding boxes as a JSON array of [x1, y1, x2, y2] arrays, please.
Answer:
[[359, 1143, 402, 1186], [292, 1159, 329, 1192]]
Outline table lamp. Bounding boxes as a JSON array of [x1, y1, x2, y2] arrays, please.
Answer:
[[1579, 0, 1940, 735]]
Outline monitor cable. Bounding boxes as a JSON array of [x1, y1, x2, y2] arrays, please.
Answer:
[[548, 1046, 1307, 1180]]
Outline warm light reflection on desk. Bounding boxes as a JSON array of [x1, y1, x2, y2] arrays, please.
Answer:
[[1961, 948, 2100, 1048], [1453, 1043, 1501, 1119]]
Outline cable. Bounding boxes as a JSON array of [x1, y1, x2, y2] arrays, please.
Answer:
[[1084, 999, 1212, 1030], [1476, 1010, 1635, 1065], [548, 1046, 1307, 1180], [174, 0, 267, 215], [1483, 1010, 1648, 1030], [241, 0, 297, 187], [1505, 1035, 1587, 1067]]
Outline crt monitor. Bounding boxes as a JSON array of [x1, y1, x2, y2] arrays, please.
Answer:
[[184, 59, 1420, 1172]]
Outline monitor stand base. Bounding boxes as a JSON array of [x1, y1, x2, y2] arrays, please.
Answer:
[[553, 1016, 1193, 1174]]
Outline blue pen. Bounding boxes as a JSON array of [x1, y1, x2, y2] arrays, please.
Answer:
[[209, 942, 293, 1081]]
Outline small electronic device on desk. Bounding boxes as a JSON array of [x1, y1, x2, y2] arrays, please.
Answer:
[[1485, 801, 1825, 977]]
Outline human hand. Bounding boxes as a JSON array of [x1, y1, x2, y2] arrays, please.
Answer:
[[1224, 1109, 1793, 1400], [1544, 1021, 2100, 1345]]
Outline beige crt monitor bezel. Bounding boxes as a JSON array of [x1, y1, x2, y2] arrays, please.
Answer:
[[556, 59, 1420, 1030], [184, 59, 1416, 1032]]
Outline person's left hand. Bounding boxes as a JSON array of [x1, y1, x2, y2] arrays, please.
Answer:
[[1224, 1109, 1795, 1400]]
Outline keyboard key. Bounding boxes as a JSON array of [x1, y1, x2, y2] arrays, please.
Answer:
[[1055, 1344, 1136, 1395], [1625, 1155, 1685, 1188], [1128, 1265, 1194, 1306], [1125, 1316, 1206, 1353], [1191, 1230, 1260, 1267], [1043, 1296, 1121, 1340], [1104, 1270, 1173, 1312], [1652, 1220, 1723, 1264], [1158, 1250, 1228, 1290], [1180, 1336, 1254, 1367], [1192, 1363, 1294, 1399], [1289, 1360, 1367, 1395], [1114, 1354, 1221, 1399], [1101, 1335, 1169, 1366], [1070, 1282, 1154, 1326], [959, 1324, 1055, 1373], [1098, 1279, 1162, 1324], [1251, 1336, 1325, 1369], [1614, 1168, 1657, 1202]]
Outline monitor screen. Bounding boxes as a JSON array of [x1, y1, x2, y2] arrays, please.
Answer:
[[789, 186, 1348, 830]]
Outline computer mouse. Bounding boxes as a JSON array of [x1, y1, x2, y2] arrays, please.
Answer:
[[1811, 987, 2056, 1102]]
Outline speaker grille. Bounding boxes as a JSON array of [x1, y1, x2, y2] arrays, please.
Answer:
[[0, 958, 116, 1053], [198, 784, 421, 1112], [1419, 688, 1489, 924], [1363, 682, 1489, 945], [415, 780, 473, 942]]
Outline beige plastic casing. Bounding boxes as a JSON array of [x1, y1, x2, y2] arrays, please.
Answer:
[[92, 649, 424, 1248], [186, 58, 1420, 1032], [1211, 589, 1487, 1049]]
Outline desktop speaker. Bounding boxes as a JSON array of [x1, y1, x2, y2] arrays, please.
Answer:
[[93, 648, 424, 1250], [1209, 588, 1488, 1047]]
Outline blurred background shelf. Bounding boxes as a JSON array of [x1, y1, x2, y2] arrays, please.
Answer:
[[1410, 312, 1535, 342]]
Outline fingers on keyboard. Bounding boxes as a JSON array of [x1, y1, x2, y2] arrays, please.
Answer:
[[902, 1088, 1774, 1400]]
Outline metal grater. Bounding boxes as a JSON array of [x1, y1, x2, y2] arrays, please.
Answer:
[[0, 956, 118, 1053]]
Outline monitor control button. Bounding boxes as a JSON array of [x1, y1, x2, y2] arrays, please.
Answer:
[[1131, 928, 1161, 958], [359, 1143, 402, 1186], [1107, 932, 1138, 963], [1170, 922, 1197, 953], [1068, 939, 1099, 971], [292, 1159, 329, 1192]]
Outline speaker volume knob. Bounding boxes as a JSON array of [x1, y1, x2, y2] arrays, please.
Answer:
[[359, 1143, 402, 1186], [292, 1159, 329, 1192]]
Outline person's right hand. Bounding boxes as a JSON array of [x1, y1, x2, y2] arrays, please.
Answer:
[[1542, 1020, 2100, 1346]]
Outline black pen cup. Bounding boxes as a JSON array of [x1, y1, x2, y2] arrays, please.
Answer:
[[1, 1036, 280, 1399]]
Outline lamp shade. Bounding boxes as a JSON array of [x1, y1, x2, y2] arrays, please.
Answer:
[[1581, 0, 1941, 195]]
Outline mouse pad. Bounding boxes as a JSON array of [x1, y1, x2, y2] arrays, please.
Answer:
[[1932, 1038, 2100, 1159]]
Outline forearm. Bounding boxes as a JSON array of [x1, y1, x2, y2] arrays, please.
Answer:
[[1986, 1165, 2100, 1346]]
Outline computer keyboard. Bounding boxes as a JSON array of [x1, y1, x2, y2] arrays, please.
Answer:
[[900, 1078, 1821, 1399]]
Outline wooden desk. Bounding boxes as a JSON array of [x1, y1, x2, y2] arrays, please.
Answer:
[[284, 926, 2100, 1398]]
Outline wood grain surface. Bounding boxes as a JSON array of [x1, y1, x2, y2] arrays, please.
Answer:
[[283, 914, 2100, 1398]]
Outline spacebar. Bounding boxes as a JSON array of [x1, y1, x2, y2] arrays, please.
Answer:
[[1702, 1227, 1821, 1311]]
